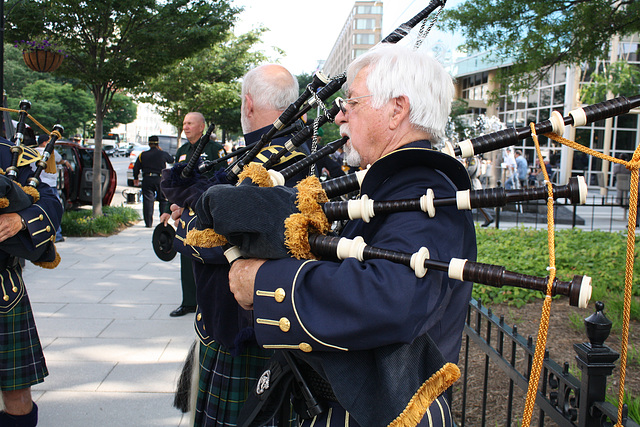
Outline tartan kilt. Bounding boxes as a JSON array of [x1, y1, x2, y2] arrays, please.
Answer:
[[194, 341, 295, 427], [0, 288, 48, 390]]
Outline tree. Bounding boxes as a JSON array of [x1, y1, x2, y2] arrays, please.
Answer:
[[8, 80, 94, 134], [6, 0, 240, 216], [440, 0, 640, 96], [580, 61, 640, 104], [134, 29, 267, 144]]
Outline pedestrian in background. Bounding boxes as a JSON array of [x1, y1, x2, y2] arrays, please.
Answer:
[[133, 135, 174, 228]]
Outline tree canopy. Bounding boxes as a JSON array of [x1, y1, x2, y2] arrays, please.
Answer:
[[134, 29, 267, 143], [5, 0, 240, 215], [440, 0, 640, 93]]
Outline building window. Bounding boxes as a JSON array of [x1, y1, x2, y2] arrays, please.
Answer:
[[354, 34, 375, 45], [355, 18, 376, 30], [357, 5, 382, 14]]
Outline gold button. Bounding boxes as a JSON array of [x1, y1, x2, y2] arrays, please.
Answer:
[[279, 317, 290, 332], [39, 214, 44, 220], [50, 235, 55, 242], [275, 288, 286, 303], [3, 295, 8, 301], [12, 287, 17, 293], [46, 226, 51, 232], [189, 209, 195, 216], [197, 313, 202, 321], [299, 343, 312, 352]]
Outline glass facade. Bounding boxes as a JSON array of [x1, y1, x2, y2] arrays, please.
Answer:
[[456, 37, 640, 189]]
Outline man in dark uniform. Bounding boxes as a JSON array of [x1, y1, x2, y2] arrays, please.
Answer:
[[169, 112, 225, 318], [227, 44, 477, 426], [0, 136, 62, 426], [166, 64, 305, 425], [133, 135, 174, 228]]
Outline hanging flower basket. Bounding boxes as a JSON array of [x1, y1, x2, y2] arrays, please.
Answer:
[[22, 49, 64, 73]]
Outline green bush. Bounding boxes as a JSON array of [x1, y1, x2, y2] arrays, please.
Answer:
[[61, 206, 140, 237], [475, 226, 640, 322]]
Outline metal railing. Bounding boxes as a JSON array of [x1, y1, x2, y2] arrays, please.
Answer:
[[473, 192, 635, 233], [454, 298, 639, 427]]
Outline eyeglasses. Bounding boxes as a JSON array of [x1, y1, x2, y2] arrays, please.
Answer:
[[338, 94, 373, 114]]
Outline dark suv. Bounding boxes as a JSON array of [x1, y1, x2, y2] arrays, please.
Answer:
[[55, 141, 117, 210]]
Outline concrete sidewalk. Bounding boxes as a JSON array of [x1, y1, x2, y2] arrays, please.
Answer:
[[22, 216, 193, 427]]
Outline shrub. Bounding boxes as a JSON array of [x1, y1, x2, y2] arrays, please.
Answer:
[[61, 206, 139, 237]]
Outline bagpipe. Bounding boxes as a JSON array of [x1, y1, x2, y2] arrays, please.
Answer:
[[1, 99, 64, 217]]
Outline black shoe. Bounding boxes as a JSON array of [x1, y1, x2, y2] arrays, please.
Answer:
[[170, 306, 196, 317], [481, 218, 494, 227]]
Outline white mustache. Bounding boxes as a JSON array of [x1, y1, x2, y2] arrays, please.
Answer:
[[339, 124, 350, 138]]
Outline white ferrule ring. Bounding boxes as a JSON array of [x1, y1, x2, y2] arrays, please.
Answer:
[[549, 110, 565, 136], [410, 247, 430, 278], [448, 258, 467, 281], [459, 139, 475, 158], [456, 189, 472, 211], [224, 246, 243, 263], [269, 170, 285, 187], [569, 107, 588, 127], [579, 276, 592, 309]]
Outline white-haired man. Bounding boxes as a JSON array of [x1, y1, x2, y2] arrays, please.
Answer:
[[229, 44, 477, 426]]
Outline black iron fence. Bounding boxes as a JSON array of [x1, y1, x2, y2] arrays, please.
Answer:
[[472, 192, 636, 233], [454, 298, 639, 427]]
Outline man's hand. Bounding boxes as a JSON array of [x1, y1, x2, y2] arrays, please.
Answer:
[[169, 204, 184, 227], [229, 258, 266, 310], [0, 213, 24, 243], [159, 213, 171, 226]]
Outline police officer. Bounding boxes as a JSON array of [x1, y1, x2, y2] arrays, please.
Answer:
[[133, 135, 174, 228]]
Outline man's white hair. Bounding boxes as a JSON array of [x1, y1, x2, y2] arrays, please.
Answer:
[[346, 43, 454, 140], [241, 64, 299, 111]]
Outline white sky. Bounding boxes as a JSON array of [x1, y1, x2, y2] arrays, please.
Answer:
[[231, 0, 465, 75]]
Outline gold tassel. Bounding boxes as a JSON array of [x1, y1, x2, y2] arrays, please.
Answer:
[[185, 228, 228, 248], [284, 176, 330, 259], [237, 163, 273, 188], [388, 363, 461, 427], [0, 197, 8, 209], [17, 183, 40, 203], [32, 247, 61, 269]]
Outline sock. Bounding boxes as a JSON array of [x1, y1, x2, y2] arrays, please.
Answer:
[[0, 402, 38, 427]]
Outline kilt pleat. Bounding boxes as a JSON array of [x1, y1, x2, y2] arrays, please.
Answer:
[[194, 341, 295, 426], [0, 289, 47, 390]]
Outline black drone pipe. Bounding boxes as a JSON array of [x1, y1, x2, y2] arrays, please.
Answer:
[[181, 123, 216, 179], [381, 0, 446, 44], [321, 176, 587, 222], [27, 124, 64, 188], [307, 233, 591, 308], [6, 99, 31, 180], [261, 100, 343, 171], [446, 95, 640, 159]]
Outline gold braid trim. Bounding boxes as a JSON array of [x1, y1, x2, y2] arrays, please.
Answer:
[[284, 176, 330, 259], [32, 247, 61, 269], [237, 163, 273, 188], [184, 228, 228, 248], [0, 198, 8, 209], [388, 363, 460, 427], [17, 182, 40, 203], [0, 168, 5, 174]]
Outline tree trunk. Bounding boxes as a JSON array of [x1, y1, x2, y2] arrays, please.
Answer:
[[92, 99, 104, 217]]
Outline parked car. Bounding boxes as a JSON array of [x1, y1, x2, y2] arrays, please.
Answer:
[[55, 141, 117, 210], [126, 135, 185, 186]]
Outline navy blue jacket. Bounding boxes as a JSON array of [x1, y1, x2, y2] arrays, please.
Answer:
[[1, 138, 62, 311]]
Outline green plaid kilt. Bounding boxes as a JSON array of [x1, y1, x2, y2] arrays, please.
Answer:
[[194, 341, 295, 427], [0, 285, 48, 391]]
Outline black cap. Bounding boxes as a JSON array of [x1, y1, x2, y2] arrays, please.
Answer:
[[37, 134, 49, 145], [152, 223, 177, 261], [148, 135, 159, 144]]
